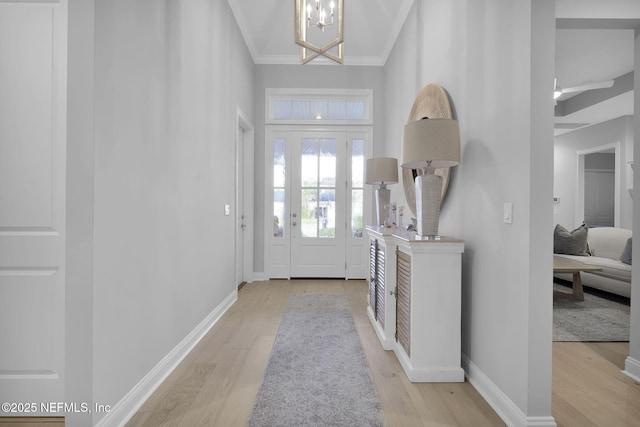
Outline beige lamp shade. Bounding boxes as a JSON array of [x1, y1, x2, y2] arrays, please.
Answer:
[[401, 119, 460, 169], [365, 157, 399, 185]]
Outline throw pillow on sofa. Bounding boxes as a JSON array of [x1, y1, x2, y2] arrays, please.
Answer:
[[620, 237, 632, 265], [553, 224, 591, 256]]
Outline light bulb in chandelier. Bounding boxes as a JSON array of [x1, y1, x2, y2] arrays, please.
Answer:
[[307, 0, 335, 31]]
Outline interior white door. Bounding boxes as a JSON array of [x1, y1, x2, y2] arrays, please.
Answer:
[[235, 124, 245, 286], [584, 170, 615, 227], [0, 0, 67, 408], [290, 132, 347, 277]]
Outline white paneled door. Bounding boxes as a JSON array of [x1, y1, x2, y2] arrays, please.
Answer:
[[235, 124, 246, 286], [267, 128, 370, 279], [0, 0, 67, 409], [290, 132, 347, 277], [584, 170, 615, 227]]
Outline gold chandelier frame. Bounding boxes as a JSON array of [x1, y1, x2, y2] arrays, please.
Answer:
[[294, 0, 344, 64]]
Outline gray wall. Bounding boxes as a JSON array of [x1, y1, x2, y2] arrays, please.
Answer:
[[252, 65, 385, 274], [383, 0, 555, 422], [87, 0, 255, 423], [66, 0, 96, 424]]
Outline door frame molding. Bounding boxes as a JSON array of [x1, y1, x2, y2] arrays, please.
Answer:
[[236, 107, 254, 284], [264, 125, 373, 279], [575, 142, 620, 227]]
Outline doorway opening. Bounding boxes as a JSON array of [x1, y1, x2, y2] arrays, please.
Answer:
[[576, 142, 620, 227], [266, 128, 371, 279], [264, 89, 373, 280], [235, 108, 254, 287]]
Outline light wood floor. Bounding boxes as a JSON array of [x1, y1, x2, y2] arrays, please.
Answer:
[[552, 341, 640, 427], [123, 279, 640, 427], [0, 418, 64, 426], [125, 279, 504, 426], [2, 281, 636, 427]]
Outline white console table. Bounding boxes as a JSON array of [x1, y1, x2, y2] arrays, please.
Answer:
[[366, 226, 465, 383]]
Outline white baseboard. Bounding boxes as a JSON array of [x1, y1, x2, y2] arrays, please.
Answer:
[[623, 356, 640, 382], [95, 289, 238, 427], [462, 353, 557, 427]]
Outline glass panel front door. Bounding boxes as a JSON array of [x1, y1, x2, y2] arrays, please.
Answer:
[[291, 132, 346, 277], [266, 128, 371, 279]]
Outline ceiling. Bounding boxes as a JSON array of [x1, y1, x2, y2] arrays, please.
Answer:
[[227, 1, 637, 135], [554, 22, 637, 135], [227, 0, 414, 66]]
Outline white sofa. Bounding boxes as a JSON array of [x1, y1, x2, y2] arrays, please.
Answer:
[[554, 227, 632, 298]]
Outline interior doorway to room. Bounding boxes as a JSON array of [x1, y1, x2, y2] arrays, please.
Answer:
[[552, 15, 638, 426], [576, 144, 620, 227], [235, 109, 254, 287], [584, 151, 615, 227], [267, 128, 371, 279]]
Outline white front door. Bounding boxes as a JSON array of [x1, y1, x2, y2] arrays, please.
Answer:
[[0, 0, 67, 408], [290, 132, 347, 277], [267, 128, 370, 279]]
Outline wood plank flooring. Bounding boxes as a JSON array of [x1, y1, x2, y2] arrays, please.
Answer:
[[552, 341, 640, 427], [0, 418, 64, 426], [123, 279, 640, 427], [2, 280, 637, 427], [126, 279, 504, 426]]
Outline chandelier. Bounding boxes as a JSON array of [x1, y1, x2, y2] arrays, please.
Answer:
[[294, 0, 344, 64]]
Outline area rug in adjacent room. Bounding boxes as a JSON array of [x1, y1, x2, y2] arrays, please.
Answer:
[[247, 294, 385, 427], [553, 285, 630, 342]]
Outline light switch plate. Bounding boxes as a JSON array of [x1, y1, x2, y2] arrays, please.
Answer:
[[224, 204, 230, 216], [503, 203, 513, 224]]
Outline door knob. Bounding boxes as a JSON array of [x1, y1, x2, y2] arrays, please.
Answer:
[[292, 221, 297, 226]]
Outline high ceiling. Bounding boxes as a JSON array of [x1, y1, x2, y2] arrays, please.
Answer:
[[227, 1, 637, 135], [227, 0, 414, 66]]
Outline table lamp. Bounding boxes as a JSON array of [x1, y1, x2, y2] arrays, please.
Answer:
[[401, 118, 460, 236], [365, 157, 399, 226]]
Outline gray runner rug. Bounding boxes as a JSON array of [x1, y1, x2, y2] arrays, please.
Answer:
[[247, 294, 385, 427], [553, 285, 630, 342]]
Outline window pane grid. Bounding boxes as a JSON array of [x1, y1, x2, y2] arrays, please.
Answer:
[[351, 139, 364, 238], [273, 99, 366, 121], [301, 138, 336, 239], [273, 138, 286, 238]]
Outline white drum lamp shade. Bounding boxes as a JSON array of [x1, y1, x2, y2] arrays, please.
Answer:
[[401, 119, 460, 236]]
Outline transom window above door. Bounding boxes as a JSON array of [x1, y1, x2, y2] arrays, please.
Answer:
[[265, 89, 373, 280], [266, 88, 373, 125]]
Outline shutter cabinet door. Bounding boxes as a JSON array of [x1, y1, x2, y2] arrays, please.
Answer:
[[396, 249, 411, 356], [375, 245, 385, 328], [369, 239, 377, 312]]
